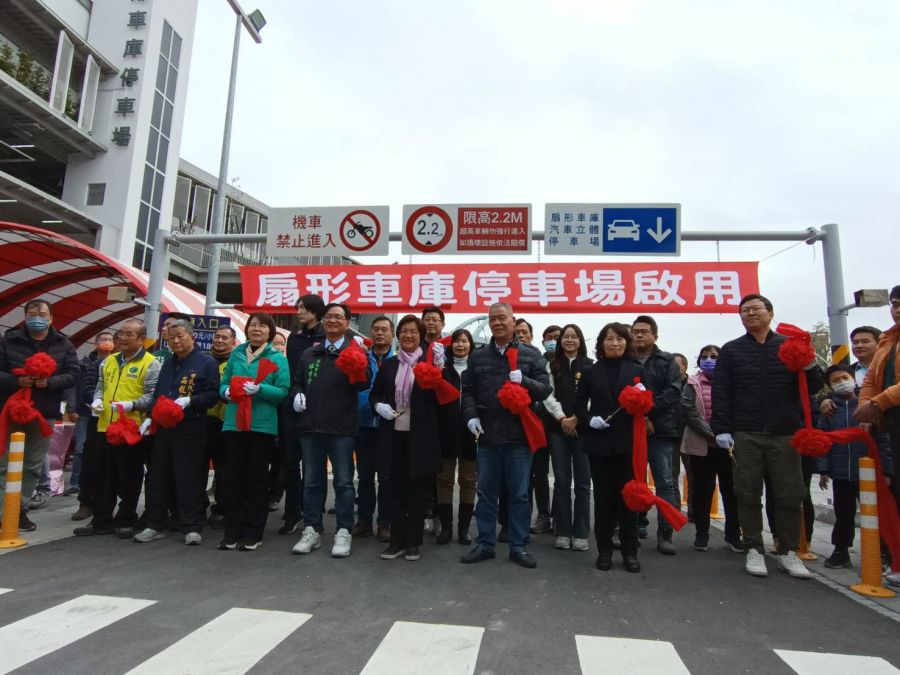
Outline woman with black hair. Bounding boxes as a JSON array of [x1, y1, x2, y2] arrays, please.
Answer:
[[576, 322, 644, 573]]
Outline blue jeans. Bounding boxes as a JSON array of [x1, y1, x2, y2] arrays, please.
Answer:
[[301, 433, 355, 532], [548, 431, 591, 539], [474, 442, 532, 552], [647, 435, 679, 535], [70, 415, 90, 488]]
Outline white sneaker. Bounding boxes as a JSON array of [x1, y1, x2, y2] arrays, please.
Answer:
[[184, 532, 202, 546], [778, 551, 811, 579], [745, 549, 768, 577], [571, 538, 590, 551], [885, 572, 900, 588], [554, 536, 571, 550], [133, 528, 165, 543], [423, 518, 433, 533], [292, 526, 321, 554], [332, 528, 352, 558]]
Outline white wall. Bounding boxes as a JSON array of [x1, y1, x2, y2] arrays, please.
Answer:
[[41, 0, 91, 38]]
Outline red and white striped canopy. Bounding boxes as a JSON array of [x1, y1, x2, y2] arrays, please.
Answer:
[[0, 221, 250, 350]]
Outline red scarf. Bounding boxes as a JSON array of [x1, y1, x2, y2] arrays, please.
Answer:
[[496, 346, 546, 454]]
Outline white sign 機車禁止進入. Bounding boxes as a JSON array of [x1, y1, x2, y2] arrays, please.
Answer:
[[266, 206, 389, 257]]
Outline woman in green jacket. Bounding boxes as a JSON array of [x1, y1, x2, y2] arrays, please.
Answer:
[[218, 312, 290, 551]]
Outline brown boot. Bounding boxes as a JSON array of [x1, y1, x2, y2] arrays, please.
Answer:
[[71, 505, 92, 521]]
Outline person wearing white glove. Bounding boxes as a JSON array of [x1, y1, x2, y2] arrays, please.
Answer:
[[432, 342, 445, 368], [110, 400, 133, 412], [139, 418, 152, 436], [589, 416, 610, 430], [293, 392, 306, 413], [375, 402, 398, 420], [174, 397, 191, 409], [467, 418, 483, 436], [508, 369, 522, 384], [242, 381, 260, 396], [715, 433, 734, 449], [90, 398, 104, 413]]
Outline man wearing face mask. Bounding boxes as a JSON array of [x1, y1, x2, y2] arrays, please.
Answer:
[[0, 298, 79, 532], [541, 325, 561, 360]]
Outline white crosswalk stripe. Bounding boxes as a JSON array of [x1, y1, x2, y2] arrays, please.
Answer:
[[0, 594, 155, 674], [360, 620, 485, 675], [775, 649, 900, 674], [576, 635, 691, 674], [125, 607, 311, 675], [0, 589, 11, 596]]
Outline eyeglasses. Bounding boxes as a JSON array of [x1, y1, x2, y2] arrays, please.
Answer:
[[740, 305, 768, 315], [323, 313, 347, 321], [631, 329, 653, 336]]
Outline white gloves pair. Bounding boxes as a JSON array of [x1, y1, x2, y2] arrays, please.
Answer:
[[375, 402, 399, 420], [91, 399, 104, 414], [715, 433, 734, 449], [293, 392, 307, 413], [433, 342, 445, 368], [139, 418, 152, 436], [589, 416, 610, 430], [467, 418, 483, 436], [508, 369, 522, 384], [243, 381, 260, 396]]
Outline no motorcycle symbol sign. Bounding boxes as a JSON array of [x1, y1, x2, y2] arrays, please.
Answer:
[[266, 205, 389, 257], [339, 210, 382, 252]]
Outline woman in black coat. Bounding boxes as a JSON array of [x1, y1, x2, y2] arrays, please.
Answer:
[[576, 322, 644, 573], [370, 314, 442, 561], [436, 328, 477, 545]]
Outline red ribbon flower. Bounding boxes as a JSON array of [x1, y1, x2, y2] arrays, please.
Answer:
[[13, 352, 57, 380], [414, 337, 459, 404], [497, 347, 546, 454], [619, 377, 687, 531], [229, 357, 279, 431], [790, 427, 832, 457], [336, 341, 369, 384], [150, 395, 184, 433], [106, 404, 142, 446], [0, 353, 58, 457]]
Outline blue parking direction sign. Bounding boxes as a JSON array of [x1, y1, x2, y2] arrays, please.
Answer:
[[544, 203, 681, 256]]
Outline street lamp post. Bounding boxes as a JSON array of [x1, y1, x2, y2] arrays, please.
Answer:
[[204, 1, 265, 315]]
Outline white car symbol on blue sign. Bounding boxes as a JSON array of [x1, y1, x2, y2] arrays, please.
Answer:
[[607, 220, 641, 241], [602, 206, 679, 254]]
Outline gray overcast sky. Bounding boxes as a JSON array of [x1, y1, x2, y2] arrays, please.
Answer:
[[180, 0, 900, 358]]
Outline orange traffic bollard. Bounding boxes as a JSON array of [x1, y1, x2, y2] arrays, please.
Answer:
[[797, 506, 817, 561], [0, 432, 27, 549], [710, 478, 724, 520], [851, 457, 895, 598], [681, 474, 689, 507]]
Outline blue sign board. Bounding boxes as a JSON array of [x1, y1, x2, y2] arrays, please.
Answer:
[[157, 313, 231, 353], [544, 203, 681, 256]]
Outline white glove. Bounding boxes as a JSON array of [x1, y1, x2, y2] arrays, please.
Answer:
[[467, 418, 484, 436], [589, 416, 610, 430], [634, 382, 647, 391], [353, 335, 366, 348], [90, 398, 104, 413], [715, 433, 734, 449], [293, 392, 307, 413], [224, 388, 231, 401], [433, 343, 445, 367], [139, 418, 152, 436], [509, 369, 522, 384], [243, 381, 260, 396], [111, 400, 133, 413], [174, 397, 190, 409], [375, 402, 398, 420]]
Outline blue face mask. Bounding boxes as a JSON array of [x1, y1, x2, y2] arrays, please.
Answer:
[[543, 340, 557, 353], [699, 357, 717, 374], [25, 317, 50, 333]]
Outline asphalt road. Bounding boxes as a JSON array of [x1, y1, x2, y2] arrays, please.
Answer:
[[1, 511, 899, 674]]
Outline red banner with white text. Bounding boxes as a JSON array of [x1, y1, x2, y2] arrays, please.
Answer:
[[239, 262, 759, 314]]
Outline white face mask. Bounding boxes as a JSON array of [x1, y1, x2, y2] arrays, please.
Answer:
[[832, 380, 856, 396]]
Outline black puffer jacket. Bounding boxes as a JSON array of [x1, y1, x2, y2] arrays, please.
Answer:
[[77, 351, 104, 415], [286, 322, 325, 382], [638, 346, 682, 439], [438, 360, 476, 460], [461, 338, 551, 446], [711, 331, 823, 435], [0, 326, 79, 419]]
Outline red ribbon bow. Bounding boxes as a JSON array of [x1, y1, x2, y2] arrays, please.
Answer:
[[0, 352, 58, 458], [335, 340, 369, 384], [496, 347, 546, 454], [619, 377, 688, 531], [106, 404, 143, 445], [229, 357, 279, 431], [414, 337, 459, 404], [149, 395, 185, 434], [776, 322, 817, 428], [13, 352, 57, 380]]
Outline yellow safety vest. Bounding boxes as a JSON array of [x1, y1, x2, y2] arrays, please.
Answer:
[[98, 351, 157, 432], [207, 358, 229, 422]]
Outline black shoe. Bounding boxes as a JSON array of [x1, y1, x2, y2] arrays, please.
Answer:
[[63, 486, 80, 496], [19, 511, 36, 532], [278, 518, 300, 535], [723, 537, 747, 553], [217, 538, 237, 550], [509, 550, 537, 569], [115, 527, 135, 540], [657, 533, 676, 555], [824, 548, 852, 569], [623, 555, 641, 573], [327, 507, 336, 515], [208, 513, 225, 529], [238, 541, 262, 551], [638, 525, 648, 539], [596, 552, 613, 571], [405, 546, 421, 561], [497, 526, 509, 543], [380, 545, 406, 560], [436, 504, 452, 545], [693, 533, 709, 551], [73, 524, 113, 536], [461, 546, 496, 564]]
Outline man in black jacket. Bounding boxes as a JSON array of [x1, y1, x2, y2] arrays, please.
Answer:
[[460, 302, 551, 569], [712, 294, 823, 579], [0, 298, 79, 531], [280, 294, 326, 535], [631, 315, 682, 554], [290, 302, 372, 558]]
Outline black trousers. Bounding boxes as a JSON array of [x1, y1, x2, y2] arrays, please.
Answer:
[[146, 423, 208, 533], [388, 432, 429, 548], [222, 431, 274, 543], [691, 447, 740, 542], [281, 415, 304, 522], [91, 435, 147, 528], [530, 446, 551, 517], [588, 453, 638, 557], [77, 417, 100, 508], [831, 479, 859, 550]]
